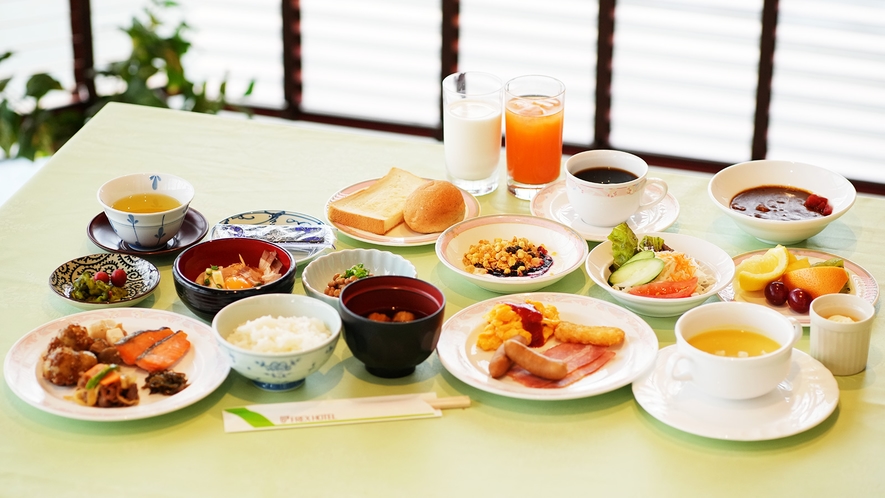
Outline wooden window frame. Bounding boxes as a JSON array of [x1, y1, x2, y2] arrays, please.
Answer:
[[66, 0, 885, 194]]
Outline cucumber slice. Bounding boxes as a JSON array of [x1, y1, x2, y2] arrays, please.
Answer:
[[608, 257, 665, 287], [624, 250, 655, 265]]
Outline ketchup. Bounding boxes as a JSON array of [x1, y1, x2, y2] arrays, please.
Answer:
[[507, 303, 545, 347]]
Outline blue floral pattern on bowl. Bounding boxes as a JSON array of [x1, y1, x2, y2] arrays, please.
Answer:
[[212, 295, 342, 392], [98, 172, 194, 251]]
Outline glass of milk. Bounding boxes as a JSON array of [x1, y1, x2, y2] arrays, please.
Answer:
[[442, 72, 503, 196]]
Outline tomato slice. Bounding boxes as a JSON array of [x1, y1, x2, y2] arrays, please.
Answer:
[[627, 277, 698, 298]]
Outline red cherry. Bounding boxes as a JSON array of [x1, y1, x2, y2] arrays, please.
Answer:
[[111, 269, 127, 287], [764, 281, 788, 306], [787, 288, 812, 313], [94, 271, 110, 284]]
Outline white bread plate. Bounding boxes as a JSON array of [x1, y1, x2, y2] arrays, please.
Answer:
[[436, 214, 588, 294], [326, 178, 480, 247], [585, 232, 734, 317]]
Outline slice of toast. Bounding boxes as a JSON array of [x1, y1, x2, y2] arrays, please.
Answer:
[[328, 167, 430, 235]]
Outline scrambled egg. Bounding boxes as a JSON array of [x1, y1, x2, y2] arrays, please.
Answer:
[[476, 299, 560, 351]]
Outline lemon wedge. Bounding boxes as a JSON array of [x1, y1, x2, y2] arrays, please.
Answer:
[[735, 245, 790, 291]]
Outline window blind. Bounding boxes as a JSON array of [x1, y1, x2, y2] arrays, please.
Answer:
[[768, 0, 885, 183], [610, 0, 763, 163], [4, 0, 885, 185], [458, 0, 598, 145], [299, 0, 441, 126]]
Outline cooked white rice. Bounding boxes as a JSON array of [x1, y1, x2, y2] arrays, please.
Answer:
[[227, 315, 332, 353]]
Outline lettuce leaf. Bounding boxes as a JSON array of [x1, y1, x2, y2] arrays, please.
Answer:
[[639, 235, 666, 252], [608, 222, 639, 269]]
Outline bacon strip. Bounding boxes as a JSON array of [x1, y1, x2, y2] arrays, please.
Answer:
[[506, 343, 615, 388]]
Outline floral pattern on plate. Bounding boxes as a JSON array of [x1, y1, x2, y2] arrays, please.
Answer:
[[718, 248, 878, 326], [436, 214, 588, 294], [325, 178, 480, 247], [3, 308, 229, 422], [437, 292, 659, 400]]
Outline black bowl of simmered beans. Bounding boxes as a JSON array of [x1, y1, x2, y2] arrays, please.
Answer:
[[339, 276, 445, 378]]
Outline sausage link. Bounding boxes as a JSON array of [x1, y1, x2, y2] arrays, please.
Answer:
[[504, 340, 568, 380], [488, 335, 528, 378]]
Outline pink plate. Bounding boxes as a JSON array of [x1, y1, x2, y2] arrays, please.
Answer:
[[325, 178, 480, 247], [718, 248, 878, 326]]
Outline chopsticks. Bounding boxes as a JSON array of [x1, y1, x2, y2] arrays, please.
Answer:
[[427, 395, 471, 410]]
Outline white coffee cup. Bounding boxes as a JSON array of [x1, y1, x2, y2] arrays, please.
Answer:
[[565, 150, 668, 227], [668, 302, 803, 400], [810, 294, 876, 376]]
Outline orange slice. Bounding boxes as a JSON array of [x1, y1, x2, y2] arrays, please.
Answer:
[[782, 266, 849, 299]]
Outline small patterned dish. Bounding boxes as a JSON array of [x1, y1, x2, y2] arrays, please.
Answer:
[[49, 253, 161, 309], [211, 210, 335, 265]]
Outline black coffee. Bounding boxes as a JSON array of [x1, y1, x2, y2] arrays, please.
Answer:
[[573, 167, 638, 184]]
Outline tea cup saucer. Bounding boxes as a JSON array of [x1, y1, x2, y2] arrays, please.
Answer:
[[530, 180, 679, 241], [88, 208, 209, 256], [632, 345, 839, 441]]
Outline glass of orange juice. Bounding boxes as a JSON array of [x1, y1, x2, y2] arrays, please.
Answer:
[[504, 75, 565, 200]]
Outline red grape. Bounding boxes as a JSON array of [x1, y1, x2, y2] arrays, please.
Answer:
[[787, 288, 811, 313], [111, 268, 127, 287], [94, 271, 110, 284], [764, 281, 788, 306]]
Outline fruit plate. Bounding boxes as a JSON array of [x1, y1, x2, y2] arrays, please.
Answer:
[[718, 248, 878, 326]]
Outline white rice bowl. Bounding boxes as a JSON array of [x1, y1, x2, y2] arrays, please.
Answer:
[[227, 315, 332, 353], [211, 294, 341, 391]]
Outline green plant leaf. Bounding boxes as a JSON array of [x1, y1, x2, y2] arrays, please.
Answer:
[[25, 74, 64, 103], [0, 101, 22, 156], [1, 0, 254, 161]]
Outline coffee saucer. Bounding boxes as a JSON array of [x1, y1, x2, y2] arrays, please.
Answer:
[[88, 209, 209, 256], [632, 346, 839, 441], [530, 180, 679, 241]]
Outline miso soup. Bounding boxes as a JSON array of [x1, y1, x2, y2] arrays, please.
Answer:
[[112, 193, 180, 213], [688, 329, 781, 358]]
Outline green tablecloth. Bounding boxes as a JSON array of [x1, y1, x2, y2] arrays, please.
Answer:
[[2, 103, 883, 497]]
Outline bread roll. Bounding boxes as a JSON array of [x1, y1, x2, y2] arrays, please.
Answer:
[[327, 167, 429, 235], [403, 180, 466, 233]]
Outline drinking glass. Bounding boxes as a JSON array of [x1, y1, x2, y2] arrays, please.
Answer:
[[442, 72, 503, 196], [504, 75, 565, 200]]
